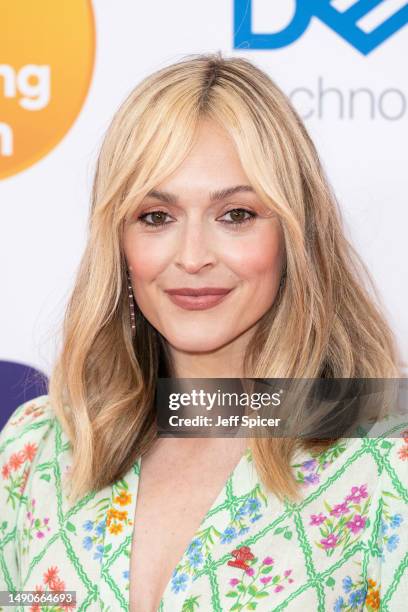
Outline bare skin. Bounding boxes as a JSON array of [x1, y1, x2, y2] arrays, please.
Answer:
[[124, 118, 284, 610]]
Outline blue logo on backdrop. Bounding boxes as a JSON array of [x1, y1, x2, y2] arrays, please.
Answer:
[[234, 0, 408, 55]]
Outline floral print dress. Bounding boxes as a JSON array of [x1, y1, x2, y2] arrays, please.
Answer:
[[0, 395, 407, 611]]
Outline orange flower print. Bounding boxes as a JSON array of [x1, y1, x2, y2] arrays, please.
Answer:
[[104, 485, 133, 536], [109, 522, 123, 535], [366, 578, 380, 610], [115, 490, 132, 506]]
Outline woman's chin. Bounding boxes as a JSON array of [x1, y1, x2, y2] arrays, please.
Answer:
[[164, 334, 233, 356]]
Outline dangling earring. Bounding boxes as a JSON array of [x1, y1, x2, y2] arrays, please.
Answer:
[[127, 267, 136, 338]]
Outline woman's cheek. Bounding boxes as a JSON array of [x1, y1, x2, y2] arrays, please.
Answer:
[[126, 236, 172, 281], [225, 232, 283, 277]]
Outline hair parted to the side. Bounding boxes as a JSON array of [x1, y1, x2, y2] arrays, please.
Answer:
[[48, 51, 401, 504]]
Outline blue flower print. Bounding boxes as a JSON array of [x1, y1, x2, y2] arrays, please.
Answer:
[[95, 519, 106, 536], [93, 544, 104, 562], [82, 520, 94, 532], [250, 514, 262, 523], [187, 538, 202, 554], [188, 548, 204, 568], [82, 536, 93, 550], [123, 570, 129, 580], [386, 534, 399, 552], [342, 576, 353, 593], [380, 519, 388, 535], [333, 596, 344, 612], [220, 526, 237, 544], [348, 588, 366, 608], [171, 572, 189, 594], [390, 513, 403, 529], [246, 497, 261, 513]]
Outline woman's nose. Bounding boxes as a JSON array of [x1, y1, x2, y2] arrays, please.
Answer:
[[174, 220, 217, 274]]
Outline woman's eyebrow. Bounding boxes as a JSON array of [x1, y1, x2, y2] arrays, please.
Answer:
[[145, 184, 255, 204]]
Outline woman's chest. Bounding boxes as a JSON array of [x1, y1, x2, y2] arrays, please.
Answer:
[[128, 447, 247, 611]]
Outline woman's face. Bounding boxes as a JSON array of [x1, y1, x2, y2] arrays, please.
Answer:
[[123, 119, 285, 357]]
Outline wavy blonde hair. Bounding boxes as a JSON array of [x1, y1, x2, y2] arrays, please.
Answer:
[[49, 52, 400, 503]]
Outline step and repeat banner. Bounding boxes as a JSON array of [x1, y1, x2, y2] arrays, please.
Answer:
[[1, 1, 407, 426]]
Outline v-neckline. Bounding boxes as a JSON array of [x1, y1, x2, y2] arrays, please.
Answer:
[[125, 444, 252, 611]]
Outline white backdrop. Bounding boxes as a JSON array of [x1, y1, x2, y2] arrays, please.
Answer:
[[1, 0, 407, 386]]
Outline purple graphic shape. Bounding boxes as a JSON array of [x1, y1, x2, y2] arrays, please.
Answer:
[[0, 360, 48, 431]]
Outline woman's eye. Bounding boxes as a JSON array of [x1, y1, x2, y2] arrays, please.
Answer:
[[136, 208, 256, 229], [137, 211, 172, 227], [220, 208, 257, 225]]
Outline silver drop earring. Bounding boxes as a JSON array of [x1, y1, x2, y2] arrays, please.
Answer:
[[127, 268, 136, 338]]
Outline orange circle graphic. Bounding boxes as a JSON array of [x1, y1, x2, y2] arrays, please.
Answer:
[[0, 1, 95, 179]]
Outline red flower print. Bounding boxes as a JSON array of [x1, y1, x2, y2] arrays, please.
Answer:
[[51, 577, 66, 592], [29, 586, 44, 612], [1, 463, 10, 479], [9, 451, 25, 471], [398, 445, 408, 460], [44, 566, 59, 588], [22, 442, 38, 462], [227, 545, 255, 571]]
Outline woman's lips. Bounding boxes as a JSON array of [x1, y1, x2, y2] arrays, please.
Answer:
[[164, 289, 232, 310]]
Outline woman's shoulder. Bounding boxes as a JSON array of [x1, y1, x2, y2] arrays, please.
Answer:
[[0, 394, 58, 478], [291, 415, 408, 494]]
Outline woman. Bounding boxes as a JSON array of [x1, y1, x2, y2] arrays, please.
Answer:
[[0, 52, 407, 612]]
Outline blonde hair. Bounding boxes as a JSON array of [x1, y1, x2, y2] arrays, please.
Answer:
[[49, 52, 401, 503]]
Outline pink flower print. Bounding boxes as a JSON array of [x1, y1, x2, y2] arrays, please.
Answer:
[[274, 584, 284, 592], [263, 556, 274, 565], [321, 534, 338, 549], [345, 484, 368, 504], [36, 531, 45, 539], [310, 513, 326, 526], [260, 576, 272, 584], [330, 502, 349, 517], [284, 570, 292, 577], [245, 567, 255, 576], [229, 578, 239, 586], [346, 514, 366, 534]]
